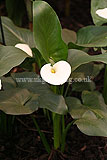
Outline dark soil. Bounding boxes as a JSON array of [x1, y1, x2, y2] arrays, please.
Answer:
[[0, 112, 107, 160], [0, 0, 107, 160]]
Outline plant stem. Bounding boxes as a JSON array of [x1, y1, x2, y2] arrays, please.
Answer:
[[64, 83, 70, 97], [61, 120, 75, 152], [43, 109, 51, 121], [62, 115, 65, 133], [60, 84, 64, 95], [53, 113, 61, 149], [31, 115, 51, 154]]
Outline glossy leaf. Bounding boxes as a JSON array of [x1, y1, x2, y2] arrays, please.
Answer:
[[68, 49, 107, 71], [71, 63, 94, 79], [20, 57, 35, 71], [76, 26, 107, 47], [76, 111, 107, 137], [66, 91, 107, 137], [72, 63, 104, 79], [0, 88, 39, 115], [0, 16, 35, 48], [0, 73, 67, 115], [1, 77, 16, 90], [32, 48, 46, 68], [82, 91, 107, 118], [11, 72, 68, 114], [0, 45, 29, 77], [71, 63, 103, 92], [68, 42, 84, 50], [91, 63, 104, 78], [33, 1, 68, 63], [72, 81, 95, 92], [91, 0, 107, 25], [66, 97, 87, 119]]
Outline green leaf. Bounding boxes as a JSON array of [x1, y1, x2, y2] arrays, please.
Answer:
[[71, 63, 94, 79], [0, 73, 67, 115], [33, 1, 68, 63], [91, 63, 104, 78], [0, 88, 39, 115], [68, 49, 107, 71], [68, 42, 84, 50], [66, 91, 107, 137], [61, 28, 77, 44], [20, 57, 35, 71], [0, 45, 29, 76], [76, 111, 107, 137], [91, 0, 107, 25], [76, 25, 107, 47], [11, 72, 67, 114], [66, 97, 87, 119], [32, 48, 46, 68], [82, 91, 107, 118], [6, 0, 26, 26], [0, 16, 36, 48], [1, 77, 16, 90], [72, 81, 95, 92], [71, 63, 102, 92]]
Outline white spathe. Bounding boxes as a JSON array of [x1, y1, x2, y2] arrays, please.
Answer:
[[96, 8, 107, 19], [40, 61, 71, 85], [15, 43, 33, 57]]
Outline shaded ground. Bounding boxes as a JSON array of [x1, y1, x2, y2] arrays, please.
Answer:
[[0, 0, 107, 160], [0, 113, 107, 160], [46, 0, 93, 31]]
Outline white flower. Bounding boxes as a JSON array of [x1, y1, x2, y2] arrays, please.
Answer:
[[40, 61, 71, 85], [15, 43, 33, 57], [96, 8, 107, 19]]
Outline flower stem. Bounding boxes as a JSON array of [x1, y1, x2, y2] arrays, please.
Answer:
[[61, 120, 75, 152], [64, 83, 70, 97], [53, 113, 61, 149], [62, 115, 65, 133]]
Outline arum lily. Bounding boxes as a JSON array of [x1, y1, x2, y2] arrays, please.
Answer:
[[40, 61, 71, 85], [15, 43, 33, 57], [96, 8, 107, 19]]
